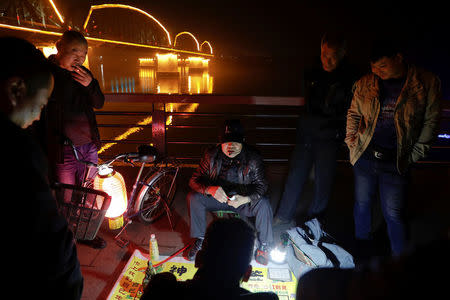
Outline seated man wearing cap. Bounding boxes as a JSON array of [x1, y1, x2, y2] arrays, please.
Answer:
[[186, 119, 274, 265]]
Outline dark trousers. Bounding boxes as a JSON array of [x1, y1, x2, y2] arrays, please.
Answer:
[[353, 155, 409, 256], [277, 137, 339, 221], [188, 192, 274, 244], [55, 142, 98, 207], [55, 142, 98, 185]]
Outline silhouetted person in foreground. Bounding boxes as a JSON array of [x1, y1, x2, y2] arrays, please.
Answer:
[[142, 218, 278, 300], [296, 238, 449, 300], [1, 36, 83, 299]]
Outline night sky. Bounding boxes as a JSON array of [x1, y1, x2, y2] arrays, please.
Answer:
[[59, 0, 449, 98], [64, 1, 447, 55]]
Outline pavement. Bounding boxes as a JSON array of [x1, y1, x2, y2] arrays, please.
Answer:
[[76, 162, 449, 299], [77, 164, 297, 299]]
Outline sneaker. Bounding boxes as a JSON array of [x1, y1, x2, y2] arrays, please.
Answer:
[[186, 238, 203, 261], [78, 235, 107, 249], [255, 243, 269, 265]]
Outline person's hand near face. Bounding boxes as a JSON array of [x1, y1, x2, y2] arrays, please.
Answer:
[[56, 40, 92, 86], [71, 65, 93, 87]]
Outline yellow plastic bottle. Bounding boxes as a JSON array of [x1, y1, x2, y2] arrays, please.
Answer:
[[149, 234, 159, 262]]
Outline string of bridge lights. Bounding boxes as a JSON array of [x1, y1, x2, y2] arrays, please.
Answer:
[[0, 1, 213, 56]]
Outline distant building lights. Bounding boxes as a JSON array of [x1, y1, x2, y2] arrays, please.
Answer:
[[41, 46, 58, 57], [139, 58, 156, 67]]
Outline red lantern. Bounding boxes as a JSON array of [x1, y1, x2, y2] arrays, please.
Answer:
[[94, 165, 127, 229]]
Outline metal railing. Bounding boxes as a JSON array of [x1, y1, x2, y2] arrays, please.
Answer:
[[96, 94, 450, 167]]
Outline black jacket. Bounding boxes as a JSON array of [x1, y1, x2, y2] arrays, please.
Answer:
[[2, 113, 83, 299], [37, 55, 104, 165], [189, 144, 268, 202], [299, 58, 359, 141]]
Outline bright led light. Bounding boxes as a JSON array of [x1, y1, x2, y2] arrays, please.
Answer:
[[270, 247, 287, 264], [41, 46, 58, 57]]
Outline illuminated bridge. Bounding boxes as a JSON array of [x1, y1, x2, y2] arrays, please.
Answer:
[[0, 0, 214, 94]]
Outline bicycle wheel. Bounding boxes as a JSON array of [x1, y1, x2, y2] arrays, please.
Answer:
[[134, 168, 177, 224]]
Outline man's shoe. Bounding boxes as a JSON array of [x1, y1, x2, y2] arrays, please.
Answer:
[[255, 243, 269, 265], [78, 236, 107, 249], [186, 238, 203, 261]]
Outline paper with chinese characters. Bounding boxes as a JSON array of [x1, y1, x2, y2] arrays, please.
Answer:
[[107, 249, 297, 299]]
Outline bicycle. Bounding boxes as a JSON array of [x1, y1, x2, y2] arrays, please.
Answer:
[[68, 140, 180, 246]]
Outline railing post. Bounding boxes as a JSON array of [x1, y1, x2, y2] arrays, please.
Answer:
[[152, 103, 166, 156]]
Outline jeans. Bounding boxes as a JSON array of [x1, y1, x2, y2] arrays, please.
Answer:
[[188, 192, 274, 244], [277, 136, 339, 221], [353, 155, 409, 256], [55, 142, 99, 186]]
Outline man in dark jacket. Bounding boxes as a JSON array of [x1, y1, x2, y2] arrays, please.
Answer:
[[274, 32, 358, 226], [186, 119, 274, 265], [1, 37, 83, 299], [36, 30, 106, 248]]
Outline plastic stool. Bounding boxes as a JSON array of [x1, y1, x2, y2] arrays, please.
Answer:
[[212, 210, 240, 218]]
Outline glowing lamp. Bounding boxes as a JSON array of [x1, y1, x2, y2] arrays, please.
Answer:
[[270, 233, 289, 264], [270, 246, 287, 264], [94, 165, 128, 229]]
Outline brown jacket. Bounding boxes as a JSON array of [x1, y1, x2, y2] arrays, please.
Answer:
[[345, 64, 441, 173]]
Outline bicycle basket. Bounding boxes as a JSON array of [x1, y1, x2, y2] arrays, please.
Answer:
[[52, 182, 111, 241]]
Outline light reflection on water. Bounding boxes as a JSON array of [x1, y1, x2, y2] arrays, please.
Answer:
[[97, 63, 213, 94]]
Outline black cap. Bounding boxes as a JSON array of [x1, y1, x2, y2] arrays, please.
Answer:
[[220, 119, 245, 143]]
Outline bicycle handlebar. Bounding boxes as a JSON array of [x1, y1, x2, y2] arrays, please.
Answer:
[[67, 137, 157, 167]]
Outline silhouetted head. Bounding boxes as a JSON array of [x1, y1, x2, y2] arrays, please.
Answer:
[[195, 218, 256, 283], [0, 37, 53, 128], [320, 32, 347, 72]]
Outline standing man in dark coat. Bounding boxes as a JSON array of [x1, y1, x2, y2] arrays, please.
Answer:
[[36, 30, 106, 248], [274, 33, 358, 226]]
